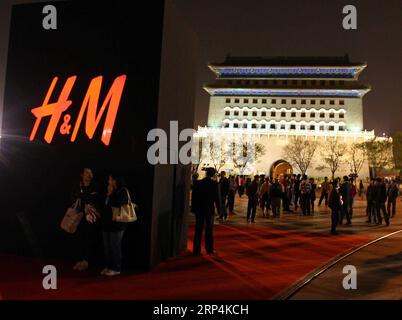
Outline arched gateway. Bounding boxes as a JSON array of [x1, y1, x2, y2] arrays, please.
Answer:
[[270, 160, 293, 178]]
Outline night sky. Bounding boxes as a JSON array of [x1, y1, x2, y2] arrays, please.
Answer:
[[1, 0, 401, 135], [174, 0, 402, 135]]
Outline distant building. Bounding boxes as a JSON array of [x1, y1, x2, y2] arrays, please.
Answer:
[[197, 55, 376, 178]]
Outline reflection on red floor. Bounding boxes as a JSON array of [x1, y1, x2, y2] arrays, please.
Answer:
[[0, 224, 369, 300]]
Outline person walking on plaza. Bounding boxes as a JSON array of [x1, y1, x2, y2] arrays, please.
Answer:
[[350, 178, 357, 219], [366, 180, 377, 224], [270, 178, 284, 218], [218, 171, 230, 222], [238, 175, 245, 198], [226, 175, 237, 216], [318, 177, 330, 207], [191, 168, 220, 256], [339, 176, 352, 225], [387, 179, 399, 218], [359, 179, 364, 198], [300, 175, 311, 216], [246, 175, 259, 223], [328, 180, 342, 235], [374, 178, 390, 226], [294, 174, 301, 211], [309, 177, 317, 214], [259, 177, 271, 217]]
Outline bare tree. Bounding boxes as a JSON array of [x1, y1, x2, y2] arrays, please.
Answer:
[[230, 141, 266, 175], [347, 142, 366, 177], [361, 137, 394, 178], [201, 135, 229, 173], [283, 137, 318, 176], [316, 139, 347, 180]]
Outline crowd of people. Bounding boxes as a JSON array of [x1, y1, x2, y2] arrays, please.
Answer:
[[191, 169, 400, 255]]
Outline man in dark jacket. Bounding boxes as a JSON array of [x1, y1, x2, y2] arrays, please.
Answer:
[[387, 179, 399, 218], [339, 176, 352, 224], [366, 180, 376, 223], [328, 181, 341, 235], [246, 175, 260, 223], [191, 168, 220, 255], [375, 178, 390, 226], [218, 171, 230, 221]]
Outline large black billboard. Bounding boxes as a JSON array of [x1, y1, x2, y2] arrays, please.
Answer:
[[0, 1, 167, 270]]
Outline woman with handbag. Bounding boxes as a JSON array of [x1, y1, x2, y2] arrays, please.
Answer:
[[101, 173, 135, 276], [71, 168, 101, 271]]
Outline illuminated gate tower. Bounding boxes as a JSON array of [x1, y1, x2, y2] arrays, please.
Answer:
[[199, 55, 375, 178]]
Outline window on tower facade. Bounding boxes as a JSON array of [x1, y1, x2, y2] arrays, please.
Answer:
[[234, 123, 239, 128], [330, 113, 335, 118], [261, 124, 266, 129], [311, 100, 316, 105], [320, 80, 326, 86], [271, 111, 276, 117], [270, 124, 276, 129], [272, 99, 276, 104], [224, 123, 229, 128], [226, 98, 231, 103], [252, 124, 257, 129], [329, 80, 335, 86], [253, 99, 258, 104], [340, 100, 345, 105], [292, 80, 297, 85], [311, 80, 317, 86], [273, 80, 278, 85], [281, 124, 286, 130], [262, 99, 267, 104], [281, 111, 286, 117], [235, 99, 240, 103], [291, 99, 296, 105], [301, 125, 306, 130], [234, 111, 239, 116], [320, 100, 325, 105], [252, 111, 257, 117], [281, 99, 286, 104], [261, 111, 266, 117], [301, 99, 306, 105], [243, 111, 248, 116], [225, 110, 230, 116], [329, 126, 334, 131], [243, 123, 248, 129], [244, 98, 249, 103], [291, 112, 296, 117], [330, 100, 335, 105], [339, 112, 345, 119], [310, 112, 315, 118], [339, 80, 345, 85], [301, 112, 306, 118], [320, 112, 325, 118], [228, 80, 233, 85], [310, 125, 315, 130]]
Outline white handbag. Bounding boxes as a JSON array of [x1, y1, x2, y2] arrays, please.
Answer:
[[112, 188, 138, 223]]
